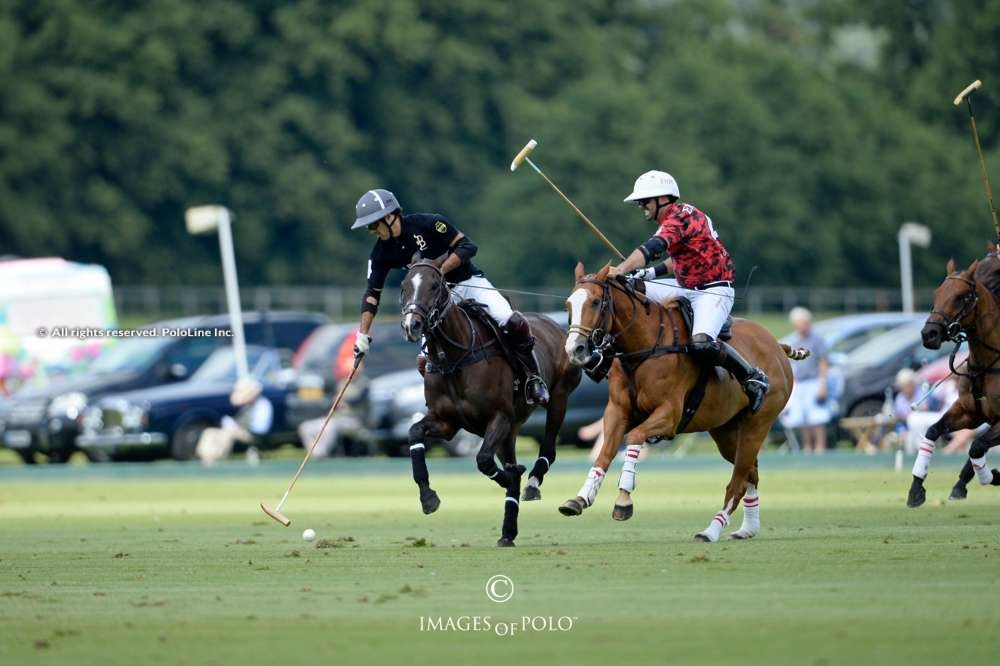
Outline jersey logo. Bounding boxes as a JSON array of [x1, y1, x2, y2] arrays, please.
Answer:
[[413, 234, 428, 251], [434, 221, 447, 233]]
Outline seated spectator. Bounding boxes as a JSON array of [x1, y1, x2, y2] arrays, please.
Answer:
[[779, 306, 831, 454], [196, 377, 274, 465]]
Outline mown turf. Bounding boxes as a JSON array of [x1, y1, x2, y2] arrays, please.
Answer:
[[1, 459, 997, 666]]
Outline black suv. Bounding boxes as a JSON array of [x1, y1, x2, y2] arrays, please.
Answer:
[[0, 311, 326, 463]]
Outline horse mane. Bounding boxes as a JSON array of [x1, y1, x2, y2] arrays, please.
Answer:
[[974, 250, 1000, 303]]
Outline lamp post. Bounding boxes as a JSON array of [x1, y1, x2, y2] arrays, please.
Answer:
[[185, 205, 249, 379], [898, 222, 932, 314]]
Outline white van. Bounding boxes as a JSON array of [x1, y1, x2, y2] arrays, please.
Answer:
[[0, 257, 118, 390]]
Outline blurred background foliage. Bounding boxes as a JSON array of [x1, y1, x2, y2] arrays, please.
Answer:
[[1, 0, 998, 289]]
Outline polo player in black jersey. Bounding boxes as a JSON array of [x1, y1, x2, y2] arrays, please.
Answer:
[[350, 188, 550, 405]]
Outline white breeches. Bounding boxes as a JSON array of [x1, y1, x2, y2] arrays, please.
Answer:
[[450, 276, 514, 326], [643, 279, 734, 339]]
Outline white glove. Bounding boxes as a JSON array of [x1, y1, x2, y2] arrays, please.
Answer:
[[354, 331, 372, 359], [627, 267, 656, 282]]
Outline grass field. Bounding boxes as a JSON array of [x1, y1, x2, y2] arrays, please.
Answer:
[[1, 456, 997, 666]]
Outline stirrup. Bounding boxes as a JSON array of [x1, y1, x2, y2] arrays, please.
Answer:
[[526, 376, 549, 405]]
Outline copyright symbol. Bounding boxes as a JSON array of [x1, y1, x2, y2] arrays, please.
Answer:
[[485, 575, 514, 603], [36, 327, 48, 337]]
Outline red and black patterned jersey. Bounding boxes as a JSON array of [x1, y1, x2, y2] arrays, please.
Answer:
[[653, 201, 734, 288]]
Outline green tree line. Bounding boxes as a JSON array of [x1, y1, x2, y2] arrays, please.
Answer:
[[1, 0, 998, 291]]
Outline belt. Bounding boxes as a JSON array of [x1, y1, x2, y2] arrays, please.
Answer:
[[693, 280, 733, 290]]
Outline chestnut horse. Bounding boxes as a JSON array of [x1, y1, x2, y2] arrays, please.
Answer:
[[400, 257, 582, 546], [907, 249, 1000, 507], [559, 263, 806, 541]]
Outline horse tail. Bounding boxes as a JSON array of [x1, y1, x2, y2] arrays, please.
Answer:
[[781, 344, 811, 361]]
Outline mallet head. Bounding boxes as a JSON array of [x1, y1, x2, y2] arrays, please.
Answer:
[[954, 79, 982, 106], [260, 502, 291, 526], [510, 139, 538, 172]]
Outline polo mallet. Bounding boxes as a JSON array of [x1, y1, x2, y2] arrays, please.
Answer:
[[260, 356, 362, 526], [910, 359, 967, 411], [510, 139, 626, 260], [954, 80, 1000, 242]]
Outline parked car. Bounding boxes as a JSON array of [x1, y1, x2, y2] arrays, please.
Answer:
[[0, 311, 326, 463], [358, 311, 610, 456], [779, 312, 924, 366], [285, 320, 425, 431], [77, 345, 299, 461], [838, 320, 956, 421]]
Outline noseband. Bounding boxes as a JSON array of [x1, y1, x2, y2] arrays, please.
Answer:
[[928, 273, 978, 342], [401, 262, 452, 332], [570, 278, 647, 361]]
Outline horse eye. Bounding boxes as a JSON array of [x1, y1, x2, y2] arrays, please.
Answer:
[[591, 299, 600, 307]]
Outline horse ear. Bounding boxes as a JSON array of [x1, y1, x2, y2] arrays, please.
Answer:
[[432, 253, 447, 269], [410, 251, 422, 265], [989, 240, 998, 256], [946, 257, 956, 275], [968, 258, 979, 275], [595, 262, 612, 281], [574, 261, 585, 282]]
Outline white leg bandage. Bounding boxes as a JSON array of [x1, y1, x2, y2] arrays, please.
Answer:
[[698, 498, 734, 542], [971, 456, 993, 485], [577, 466, 606, 506], [732, 484, 760, 539], [618, 445, 642, 493], [912, 437, 935, 479]]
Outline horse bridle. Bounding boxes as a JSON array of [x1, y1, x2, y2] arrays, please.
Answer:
[[928, 273, 978, 343], [569, 277, 647, 363], [401, 261, 452, 333]]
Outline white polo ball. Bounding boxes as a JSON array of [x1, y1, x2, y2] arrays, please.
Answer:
[[302, 528, 316, 542]]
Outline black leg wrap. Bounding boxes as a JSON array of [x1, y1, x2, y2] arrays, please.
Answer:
[[477, 450, 508, 488], [924, 423, 944, 441], [992, 469, 1000, 486], [969, 439, 990, 459], [499, 467, 522, 546], [528, 456, 551, 484], [957, 459, 975, 487], [410, 443, 430, 486]]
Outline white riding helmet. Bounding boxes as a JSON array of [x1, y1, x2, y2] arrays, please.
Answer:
[[623, 170, 679, 202]]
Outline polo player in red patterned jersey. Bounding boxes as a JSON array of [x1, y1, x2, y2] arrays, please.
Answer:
[[608, 171, 769, 413]]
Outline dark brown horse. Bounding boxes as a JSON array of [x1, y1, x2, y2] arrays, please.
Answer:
[[400, 257, 582, 546], [908, 248, 1000, 507], [559, 263, 806, 541]]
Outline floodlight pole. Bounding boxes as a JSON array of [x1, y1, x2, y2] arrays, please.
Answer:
[[898, 222, 932, 314], [185, 206, 249, 379]]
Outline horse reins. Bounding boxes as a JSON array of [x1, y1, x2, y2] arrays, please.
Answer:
[[928, 272, 1000, 385]]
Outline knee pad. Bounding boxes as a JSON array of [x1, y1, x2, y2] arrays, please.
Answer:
[[689, 334, 722, 362]]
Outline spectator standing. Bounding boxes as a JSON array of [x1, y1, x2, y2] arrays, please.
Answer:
[[779, 307, 831, 453]]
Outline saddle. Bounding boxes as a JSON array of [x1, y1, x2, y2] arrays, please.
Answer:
[[675, 297, 733, 341], [424, 300, 524, 385]]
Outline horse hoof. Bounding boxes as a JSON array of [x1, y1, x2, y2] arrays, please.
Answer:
[[611, 504, 633, 521], [420, 489, 441, 515], [522, 485, 542, 501], [496, 537, 516, 547], [906, 484, 926, 508], [693, 533, 711, 542], [558, 498, 585, 517], [949, 485, 968, 501], [730, 530, 755, 540]]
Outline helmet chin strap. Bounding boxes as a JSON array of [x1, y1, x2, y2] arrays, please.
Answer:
[[651, 197, 668, 222]]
